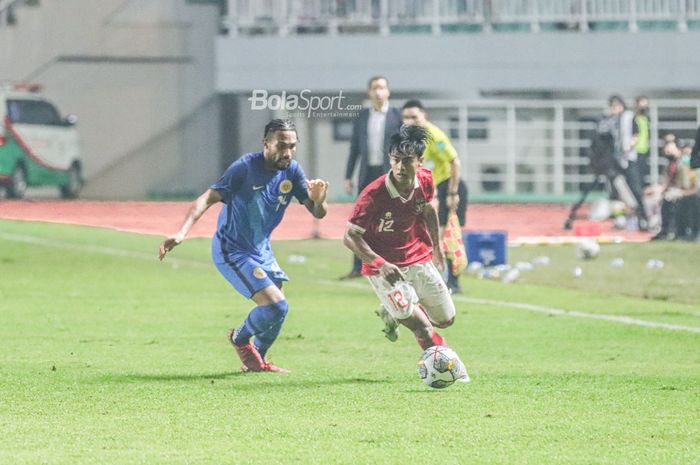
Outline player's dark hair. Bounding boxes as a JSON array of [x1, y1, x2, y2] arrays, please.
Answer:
[[367, 75, 389, 90], [635, 95, 649, 114], [608, 94, 626, 108], [388, 124, 430, 158], [263, 119, 297, 140], [402, 99, 425, 111]]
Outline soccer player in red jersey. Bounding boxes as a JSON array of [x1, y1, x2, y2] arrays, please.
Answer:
[[344, 125, 462, 360]]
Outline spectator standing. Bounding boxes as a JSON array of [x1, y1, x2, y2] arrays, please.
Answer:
[[608, 95, 648, 229], [634, 96, 651, 186]]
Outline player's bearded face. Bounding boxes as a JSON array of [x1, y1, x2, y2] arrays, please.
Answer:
[[264, 131, 297, 170]]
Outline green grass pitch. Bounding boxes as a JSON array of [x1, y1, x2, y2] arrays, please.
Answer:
[[0, 220, 698, 464]]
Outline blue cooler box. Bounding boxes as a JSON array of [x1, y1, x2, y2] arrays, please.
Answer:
[[464, 231, 507, 266]]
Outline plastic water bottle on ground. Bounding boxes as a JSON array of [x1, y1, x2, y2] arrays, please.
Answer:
[[515, 261, 534, 271], [501, 268, 520, 283], [478, 268, 501, 280], [646, 259, 664, 269], [466, 262, 484, 274]]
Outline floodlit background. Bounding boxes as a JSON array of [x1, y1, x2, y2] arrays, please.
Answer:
[[1, 0, 699, 200]]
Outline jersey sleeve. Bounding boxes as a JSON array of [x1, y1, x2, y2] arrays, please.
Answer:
[[347, 190, 376, 234], [291, 161, 310, 204], [435, 135, 458, 163], [420, 169, 436, 202], [429, 125, 458, 163], [210, 160, 247, 203]]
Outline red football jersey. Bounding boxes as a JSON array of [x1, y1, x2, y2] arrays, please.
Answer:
[[348, 168, 436, 275]]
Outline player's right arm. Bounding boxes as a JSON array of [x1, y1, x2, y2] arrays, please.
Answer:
[[158, 188, 222, 260], [344, 189, 404, 284], [343, 226, 404, 285]]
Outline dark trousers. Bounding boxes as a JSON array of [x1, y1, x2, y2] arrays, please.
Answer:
[[436, 179, 468, 227], [676, 194, 700, 238], [350, 165, 386, 274], [637, 153, 650, 186], [436, 180, 469, 289], [660, 199, 677, 235], [625, 160, 647, 220]]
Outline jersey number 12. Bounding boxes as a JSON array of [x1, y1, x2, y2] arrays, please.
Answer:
[[378, 218, 394, 232]]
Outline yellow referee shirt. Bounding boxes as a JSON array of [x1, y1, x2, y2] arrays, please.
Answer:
[[422, 121, 458, 186]]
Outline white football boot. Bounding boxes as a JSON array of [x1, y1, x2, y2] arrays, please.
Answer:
[[374, 305, 399, 342]]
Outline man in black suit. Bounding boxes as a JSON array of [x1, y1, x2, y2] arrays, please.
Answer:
[[341, 76, 402, 279]]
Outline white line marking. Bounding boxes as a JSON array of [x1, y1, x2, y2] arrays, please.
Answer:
[[453, 296, 700, 334], [318, 279, 700, 335], [1, 230, 698, 335], [0, 232, 209, 269]]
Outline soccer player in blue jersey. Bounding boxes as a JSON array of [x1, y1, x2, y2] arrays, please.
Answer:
[[158, 119, 329, 373]]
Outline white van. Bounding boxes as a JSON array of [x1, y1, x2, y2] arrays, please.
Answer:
[[0, 82, 82, 198]]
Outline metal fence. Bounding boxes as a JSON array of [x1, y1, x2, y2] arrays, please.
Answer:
[[224, 0, 700, 35], [416, 98, 699, 196]]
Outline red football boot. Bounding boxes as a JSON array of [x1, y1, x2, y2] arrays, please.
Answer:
[[261, 361, 290, 373], [227, 328, 265, 372]]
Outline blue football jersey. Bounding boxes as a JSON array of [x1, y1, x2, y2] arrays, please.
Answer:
[[211, 152, 309, 261]]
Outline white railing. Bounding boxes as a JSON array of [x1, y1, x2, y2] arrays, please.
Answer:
[[224, 0, 700, 35], [415, 98, 699, 196]]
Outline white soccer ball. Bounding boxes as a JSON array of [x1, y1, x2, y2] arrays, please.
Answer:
[[417, 345, 467, 389], [575, 239, 600, 260]]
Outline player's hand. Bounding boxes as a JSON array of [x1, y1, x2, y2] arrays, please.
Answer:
[[433, 248, 446, 273], [159, 234, 183, 261], [379, 262, 405, 285], [307, 179, 329, 204], [446, 194, 459, 211], [344, 179, 354, 195]]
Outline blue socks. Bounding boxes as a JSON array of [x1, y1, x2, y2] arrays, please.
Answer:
[[233, 300, 289, 359]]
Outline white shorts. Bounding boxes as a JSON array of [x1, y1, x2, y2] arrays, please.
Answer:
[[367, 261, 456, 325]]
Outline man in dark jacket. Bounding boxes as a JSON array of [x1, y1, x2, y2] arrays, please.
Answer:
[[340, 76, 402, 279]]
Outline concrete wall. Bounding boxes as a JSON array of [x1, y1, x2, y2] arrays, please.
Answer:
[[217, 31, 700, 97], [217, 30, 700, 199], [0, 0, 220, 199]]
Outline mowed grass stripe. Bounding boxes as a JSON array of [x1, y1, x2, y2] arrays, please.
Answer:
[[1, 227, 698, 335], [1, 221, 698, 465]]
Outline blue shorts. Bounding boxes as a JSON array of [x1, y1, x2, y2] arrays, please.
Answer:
[[211, 238, 289, 299]]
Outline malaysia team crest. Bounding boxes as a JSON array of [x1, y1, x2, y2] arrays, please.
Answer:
[[415, 199, 426, 213], [253, 267, 267, 279], [279, 180, 293, 194]]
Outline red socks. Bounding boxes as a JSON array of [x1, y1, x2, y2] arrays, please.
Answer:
[[415, 330, 446, 350]]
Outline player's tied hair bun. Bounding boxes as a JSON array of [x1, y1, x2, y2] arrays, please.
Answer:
[[389, 124, 431, 157]]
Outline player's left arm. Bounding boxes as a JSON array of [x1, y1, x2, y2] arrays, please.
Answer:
[[447, 157, 461, 211], [303, 179, 329, 219], [423, 201, 446, 272], [442, 135, 461, 211]]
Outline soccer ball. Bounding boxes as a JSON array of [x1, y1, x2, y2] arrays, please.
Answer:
[[576, 239, 600, 260], [417, 345, 467, 389]]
